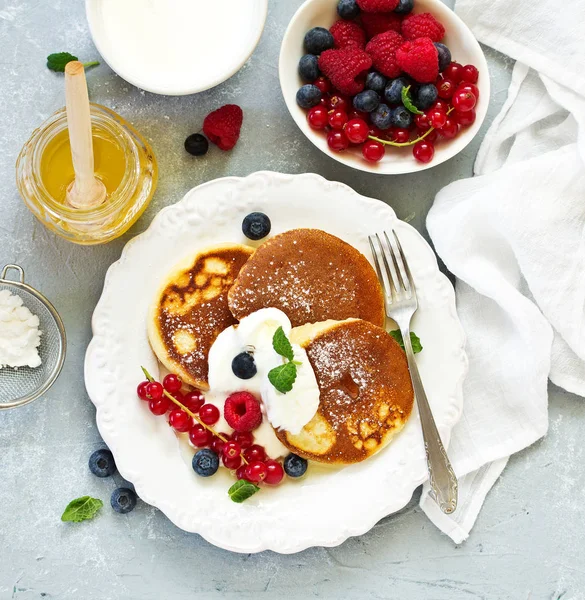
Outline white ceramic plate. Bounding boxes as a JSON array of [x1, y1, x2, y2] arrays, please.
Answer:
[[85, 172, 467, 553], [86, 0, 268, 95], [279, 0, 490, 174]]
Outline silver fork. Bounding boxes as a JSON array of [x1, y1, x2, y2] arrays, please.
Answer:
[[369, 230, 458, 515]]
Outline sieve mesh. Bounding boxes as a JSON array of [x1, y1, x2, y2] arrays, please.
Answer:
[[0, 271, 66, 408]]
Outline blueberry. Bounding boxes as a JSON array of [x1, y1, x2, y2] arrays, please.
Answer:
[[88, 449, 116, 478], [298, 54, 320, 82], [232, 352, 257, 379], [394, 0, 414, 15], [370, 103, 393, 130], [283, 453, 308, 478], [391, 106, 413, 129], [414, 84, 438, 110], [192, 449, 220, 477], [353, 90, 380, 113], [296, 84, 322, 109], [184, 133, 209, 156], [384, 77, 409, 105], [110, 487, 137, 514], [304, 27, 334, 55], [337, 0, 360, 19], [434, 43, 452, 72], [242, 212, 271, 240], [365, 71, 387, 94]]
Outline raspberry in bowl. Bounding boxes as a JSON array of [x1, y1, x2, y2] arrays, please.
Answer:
[[279, 0, 489, 174]]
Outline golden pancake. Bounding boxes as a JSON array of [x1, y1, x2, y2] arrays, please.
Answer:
[[276, 319, 414, 464], [148, 244, 253, 390], [228, 229, 385, 328]]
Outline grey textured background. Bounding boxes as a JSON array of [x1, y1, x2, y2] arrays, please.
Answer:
[[1, 1, 584, 599]]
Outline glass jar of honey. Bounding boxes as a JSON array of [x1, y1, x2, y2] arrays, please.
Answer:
[[16, 103, 158, 245]]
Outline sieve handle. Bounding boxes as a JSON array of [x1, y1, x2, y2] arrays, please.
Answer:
[[1, 264, 25, 283]]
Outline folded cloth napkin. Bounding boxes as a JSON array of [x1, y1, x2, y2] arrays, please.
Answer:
[[421, 0, 585, 542]]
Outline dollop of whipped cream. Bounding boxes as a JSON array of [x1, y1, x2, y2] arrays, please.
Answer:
[[207, 308, 320, 436]]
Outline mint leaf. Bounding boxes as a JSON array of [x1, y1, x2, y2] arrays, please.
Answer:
[[228, 479, 260, 503], [268, 362, 297, 393], [47, 52, 99, 72], [389, 330, 423, 354], [401, 85, 423, 115], [61, 496, 103, 522], [272, 326, 294, 361]]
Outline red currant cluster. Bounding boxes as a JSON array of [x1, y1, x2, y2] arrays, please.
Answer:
[[137, 372, 284, 486], [305, 62, 479, 164]]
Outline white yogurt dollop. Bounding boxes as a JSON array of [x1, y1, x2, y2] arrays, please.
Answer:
[[208, 308, 320, 437]]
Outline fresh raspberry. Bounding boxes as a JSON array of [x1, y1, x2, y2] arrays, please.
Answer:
[[401, 13, 445, 42], [356, 0, 399, 12], [202, 104, 243, 151], [330, 20, 366, 49], [365, 31, 404, 78], [224, 392, 262, 432], [318, 47, 372, 96], [396, 37, 439, 83], [361, 12, 402, 39]]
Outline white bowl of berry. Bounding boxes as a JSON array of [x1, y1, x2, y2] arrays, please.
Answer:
[[279, 0, 489, 173]]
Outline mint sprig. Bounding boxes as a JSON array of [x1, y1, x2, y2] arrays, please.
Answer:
[[47, 52, 100, 72], [401, 85, 423, 115], [390, 330, 423, 354], [272, 326, 294, 361], [228, 479, 260, 503], [268, 328, 300, 394], [61, 496, 103, 523]]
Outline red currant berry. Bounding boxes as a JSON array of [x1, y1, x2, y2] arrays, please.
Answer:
[[146, 381, 163, 400], [328, 94, 349, 112], [414, 113, 430, 129], [413, 140, 435, 164], [236, 465, 248, 480], [314, 76, 331, 93], [444, 62, 464, 83], [432, 100, 450, 113], [183, 390, 204, 413], [137, 381, 149, 400], [264, 460, 285, 485], [169, 409, 193, 433], [169, 391, 184, 406], [429, 109, 447, 129], [319, 96, 329, 107], [199, 403, 220, 425], [391, 128, 410, 143], [189, 424, 212, 447], [437, 78, 455, 99], [328, 109, 348, 130], [362, 140, 385, 162], [307, 106, 328, 130], [163, 373, 182, 393], [457, 83, 480, 100], [244, 444, 266, 463], [461, 64, 479, 84], [345, 118, 370, 143], [222, 440, 241, 460], [327, 130, 349, 152], [368, 125, 385, 138], [246, 461, 268, 484], [419, 129, 438, 143], [439, 117, 459, 139], [223, 454, 242, 470], [348, 109, 368, 121], [231, 431, 254, 449], [453, 90, 476, 113], [455, 108, 476, 127], [211, 435, 227, 455], [149, 396, 171, 416]]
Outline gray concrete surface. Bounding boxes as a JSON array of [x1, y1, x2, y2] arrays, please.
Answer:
[[1, 1, 584, 599]]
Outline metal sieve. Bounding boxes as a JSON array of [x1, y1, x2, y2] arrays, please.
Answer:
[[0, 264, 66, 409]]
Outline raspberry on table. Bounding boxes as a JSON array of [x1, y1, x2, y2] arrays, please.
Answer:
[[318, 47, 372, 96], [396, 37, 439, 83], [360, 12, 402, 39], [202, 104, 243, 151], [401, 13, 445, 42], [365, 30, 404, 78], [356, 0, 399, 12], [330, 19, 366, 49]]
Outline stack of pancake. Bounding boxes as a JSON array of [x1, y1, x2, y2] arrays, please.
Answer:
[[148, 229, 414, 465]]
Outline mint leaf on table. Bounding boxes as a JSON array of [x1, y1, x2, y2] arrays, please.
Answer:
[[268, 362, 298, 394], [228, 479, 260, 503], [47, 52, 100, 72], [61, 496, 103, 522], [389, 330, 423, 354], [272, 326, 294, 361], [401, 85, 423, 115]]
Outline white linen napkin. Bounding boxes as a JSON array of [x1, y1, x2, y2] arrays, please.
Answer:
[[420, 0, 585, 542]]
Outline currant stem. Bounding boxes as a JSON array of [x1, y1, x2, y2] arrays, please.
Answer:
[[141, 366, 248, 465]]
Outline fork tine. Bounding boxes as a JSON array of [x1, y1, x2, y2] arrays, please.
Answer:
[[383, 231, 408, 293], [376, 233, 402, 299], [369, 235, 393, 302], [391, 229, 415, 293]]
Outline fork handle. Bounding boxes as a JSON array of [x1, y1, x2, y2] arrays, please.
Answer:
[[401, 326, 458, 514]]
